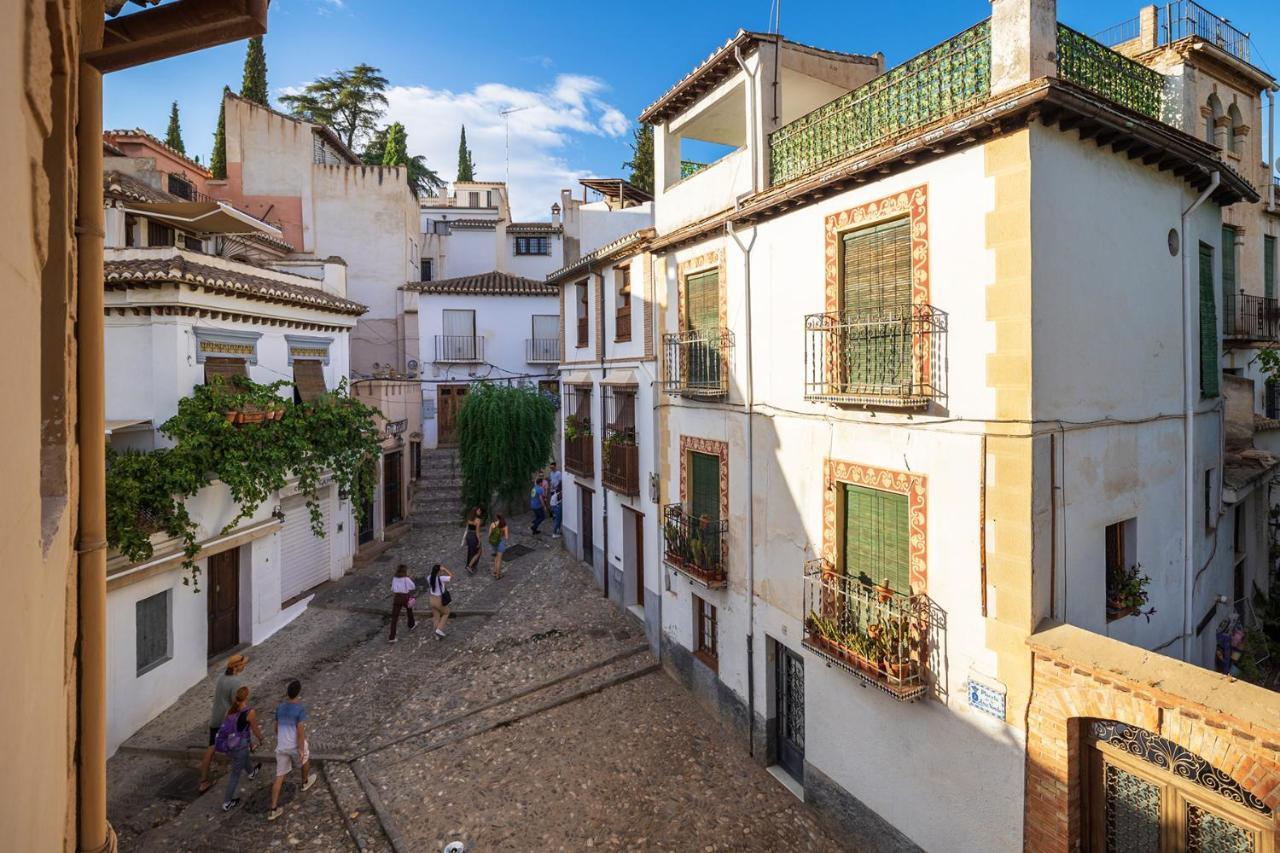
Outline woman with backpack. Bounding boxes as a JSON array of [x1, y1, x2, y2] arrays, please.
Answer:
[[488, 513, 510, 580], [461, 506, 484, 575], [427, 563, 453, 639], [216, 685, 265, 813]]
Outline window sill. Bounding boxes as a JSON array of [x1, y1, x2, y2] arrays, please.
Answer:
[[614, 336, 632, 344], [694, 648, 719, 673]]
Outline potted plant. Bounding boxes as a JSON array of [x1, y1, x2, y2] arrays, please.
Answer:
[[1106, 563, 1156, 621]]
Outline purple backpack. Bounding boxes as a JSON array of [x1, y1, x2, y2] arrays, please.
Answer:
[[214, 709, 249, 753]]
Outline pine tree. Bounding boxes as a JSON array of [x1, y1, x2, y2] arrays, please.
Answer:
[[622, 123, 653, 193], [240, 36, 269, 106], [164, 101, 186, 154], [456, 125, 476, 182], [210, 94, 227, 180], [381, 122, 408, 167]]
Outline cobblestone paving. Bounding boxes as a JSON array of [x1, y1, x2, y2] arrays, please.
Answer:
[[107, 465, 850, 852]]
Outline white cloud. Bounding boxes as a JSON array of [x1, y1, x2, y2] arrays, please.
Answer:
[[385, 74, 630, 220]]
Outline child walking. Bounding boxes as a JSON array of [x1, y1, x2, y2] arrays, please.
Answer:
[[267, 679, 315, 821], [216, 685, 265, 812], [389, 564, 417, 643]]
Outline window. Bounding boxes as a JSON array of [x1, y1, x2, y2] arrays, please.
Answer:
[[694, 594, 718, 667], [530, 314, 558, 362], [685, 269, 719, 332], [167, 173, 195, 200], [204, 356, 248, 386], [576, 280, 589, 347], [1104, 518, 1137, 621], [1227, 103, 1245, 157], [841, 218, 912, 314], [432, 220, 451, 236], [1221, 226, 1236, 319], [1205, 94, 1224, 147], [840, 483, 910, 595], [420, 257, 433, 281], [441, 309, 478, 361], [606, 388, 636, 439], [689, 450, 720, 523], [147, 220, 175, 247], [1266, 379, 1279, 420], [615, 266, 632, 342], [468, 191, 480, 208], [292, 360, 327, 403], [514, 236, 550, 256], [1265, 235, 1276, 301], [182, 233, 202, 252], [135, 590, 172, 675], [572, 385, 592, 428], [1199, 242, 1219, 398], [124, 214, 138, 247]]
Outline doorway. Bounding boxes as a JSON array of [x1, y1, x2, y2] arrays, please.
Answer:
[[384, 450, 403, 526], [775, 645, 805, 783], [358, 498, 375, 545], [206, 548, 240, 657], [437, 384, 469, 445], [580, 486, 594, 569], [630, 508, 645, 607]]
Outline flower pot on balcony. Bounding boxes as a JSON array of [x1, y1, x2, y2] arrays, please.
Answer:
[[239, 411, 267, 425], [224, 411, 240, 424]]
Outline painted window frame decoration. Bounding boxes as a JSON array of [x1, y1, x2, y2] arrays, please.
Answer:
[[676, 248, 728, 336], [679, 435, 729, 524], [193, 327, 261, 365], [285, 334, 333, 366], [822, 458, 927, 594]]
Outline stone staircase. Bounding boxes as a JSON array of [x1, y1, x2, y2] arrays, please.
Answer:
[[415, 446, 465, 524]]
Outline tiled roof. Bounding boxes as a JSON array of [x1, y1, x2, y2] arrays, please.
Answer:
[[103, 139, 127, 157], [446, 218, 498, 229], [103, 128, 211, 177], [404, 271, 556, 296], [104, 170, 183, 203], [507, 222, 563, 234], [105, 252, 367, 315], [547, 228, 654, 283]]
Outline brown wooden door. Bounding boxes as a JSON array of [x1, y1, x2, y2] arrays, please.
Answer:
[[633, 509, 645, 607], [438, 385, 469, 445], [580, 487, 593, 567], [384, 450, 403, 526], [207, 549, 240, 656]]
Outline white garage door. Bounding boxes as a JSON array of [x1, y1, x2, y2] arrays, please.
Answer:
[[281, 489, 332, 602]]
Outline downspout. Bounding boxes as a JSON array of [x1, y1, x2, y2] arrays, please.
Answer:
[[1181, 169, 1220, 663], [1268, 88, 1276, 211], [77, 19, 113, 853], [597, 263, 609, 601], [651, 251, 663, 657], [732, 44, 759, 756]]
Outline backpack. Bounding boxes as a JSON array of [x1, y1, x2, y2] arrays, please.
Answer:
[[214, 710, 249, 753], [488, 525, 501, 546]]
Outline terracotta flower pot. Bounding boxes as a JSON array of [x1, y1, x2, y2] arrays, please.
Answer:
[[224, 411, 238, 424], [240, 411, 267, 425]]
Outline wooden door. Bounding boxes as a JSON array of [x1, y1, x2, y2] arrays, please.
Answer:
[[384, 450, 403, 526], [580, 487, 594, 567], [634, 509, 645, 607], [207, 549, 239, 656], [438, 385, 469, 445]]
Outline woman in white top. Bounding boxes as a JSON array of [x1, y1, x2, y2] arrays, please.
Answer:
[[428, 563, 453, 640], [388, 564, 416, 643]]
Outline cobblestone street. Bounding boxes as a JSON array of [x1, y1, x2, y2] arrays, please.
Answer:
[[107, 470, 849, 852]]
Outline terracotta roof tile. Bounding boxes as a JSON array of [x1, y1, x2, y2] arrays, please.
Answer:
[[507, 222, 563, 234], [104, 170, 183, 203], [405, 271, 556, 296], [105, 252, 366, 315], [445, 218, 498, 229], [103, 128, 211, 177]]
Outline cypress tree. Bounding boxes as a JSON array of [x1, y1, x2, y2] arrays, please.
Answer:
[[210, 95, 227, 180], [381, 122, 408, 167], [622, 123, 654, 194], [164, 101, 186, 154], [456, 125, 476, 182], [241, 36, 269, 106]]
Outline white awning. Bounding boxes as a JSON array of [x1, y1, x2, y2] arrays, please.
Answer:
[[562, 371, 592, 386], [123, 201, 283, 238], [105, 418, 151, 435], [600, 369, 637, 386]]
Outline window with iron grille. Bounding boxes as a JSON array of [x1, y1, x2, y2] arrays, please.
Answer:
[[1265, 235, 1276, 301], [135, 590, 171, 676], [572, 385, 592, 427], [147, 220, 175, 247], [420, 258, 433, 281], [515, 236, 550, 256], [605, 387, 636, 439], [183, 233, 203, 252], [841, 218, 913, 389], [694, 595, 718, 665], [840, 483, 910, 596], [167, 173, 195, 200], [615, 266, 632, 342]]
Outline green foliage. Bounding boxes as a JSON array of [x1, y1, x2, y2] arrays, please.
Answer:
[[1106, 562, 1156, 620], [456, 383, 555, 513], [381, 122, 408, 166], [211, 95, 227, 179], [622, 123, 653, 193], [106, 377, 381, 589], [563, 413, 591, 442], [164, 101, 185, 154], [456, 125, 476, 182], [240, 35, 269, 106], [362, 125, 445, 198], [280, 63, 389, 151]]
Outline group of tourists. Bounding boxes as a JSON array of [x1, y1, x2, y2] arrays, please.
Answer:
[[531, 461, 562, 539]]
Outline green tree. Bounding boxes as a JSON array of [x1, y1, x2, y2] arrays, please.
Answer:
[[279, 63, 389, 151], [457, 383, 555, 513], [362, 124, 445, 198], [240, 35, 269, 106], [622, 123, 653, 193], [164, 100, 185, 154], [210, 94, 227, 179], [456, 125, 477, 181], [381, 121, 408, 166]]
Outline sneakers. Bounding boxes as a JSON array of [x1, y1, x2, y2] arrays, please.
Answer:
[[267, 807, 283, 822], [552, 533, 561, 539], [409, 621, 418, 632], [248, 762, 262, 780], [302, 775, 318, 793], [388, 637, 397, 644], [435, 629, 446, 640], [222, 798, 240, 812]]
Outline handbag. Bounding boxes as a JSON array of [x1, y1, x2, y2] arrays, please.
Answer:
[[406, 596, 417, 609], [441, 588, 452, 607]]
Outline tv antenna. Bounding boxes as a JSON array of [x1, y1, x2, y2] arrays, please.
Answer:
[[499, 106, 529, 186]]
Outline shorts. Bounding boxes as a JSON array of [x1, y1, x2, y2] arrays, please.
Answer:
[[493, 539, 508, 555], [208, 726, 219, 746], [275, 745, 310, 776]]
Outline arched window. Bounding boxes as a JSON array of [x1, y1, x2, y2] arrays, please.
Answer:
[[1227, 103, 1245, 156], [1205, 94, 1224, 147]]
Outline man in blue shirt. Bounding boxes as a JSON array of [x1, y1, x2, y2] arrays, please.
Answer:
[[268, 679, 316, 821], [530, 478, 547, 535]]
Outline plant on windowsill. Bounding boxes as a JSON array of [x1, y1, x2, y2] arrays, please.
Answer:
[[601, 429, 635, 467], [1106, 562, 1156, 622], [216, 375, 287, 424], [563, 414, 591, 443]]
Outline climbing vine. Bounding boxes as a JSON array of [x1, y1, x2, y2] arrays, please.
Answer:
[[456, 382, 555, 514], [106, 377, 381, 589]]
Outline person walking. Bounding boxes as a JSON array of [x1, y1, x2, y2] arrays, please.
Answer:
[[198, 653, 249, 793], [550, 486, 562, 538], [462, 506, 484, 575], [267, 679, 315, 821], [388, 563, 417, 643], [548, 462, 562, 494], [428, 563, 453, 639], [489, 513, 510, 579], [216, 685, 265, 812], [529, 478, 548, 535]]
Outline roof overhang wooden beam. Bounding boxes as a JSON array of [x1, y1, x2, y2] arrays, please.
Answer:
[[87, 0, 269, 73]]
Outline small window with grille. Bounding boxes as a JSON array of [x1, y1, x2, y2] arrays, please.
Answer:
[[135, 590, 172, 676], [694, 594, 718, 668]]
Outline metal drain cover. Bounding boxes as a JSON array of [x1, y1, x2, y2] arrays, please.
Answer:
[[502, 544, 534, 560]]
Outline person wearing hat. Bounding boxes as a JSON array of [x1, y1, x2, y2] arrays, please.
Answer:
[[198, 653, 252, 793]]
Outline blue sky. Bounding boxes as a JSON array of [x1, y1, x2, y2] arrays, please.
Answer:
[[104, 0, 1279, 219]]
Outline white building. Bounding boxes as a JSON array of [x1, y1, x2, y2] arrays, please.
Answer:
[[100, 151, 366, 755], [419, 181, 565, 282]]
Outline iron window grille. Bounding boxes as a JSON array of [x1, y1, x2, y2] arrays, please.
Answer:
[[695, 595, 718, 667], [433, 335, 484, 363], [662, 328, 733, 398], [602, 386, 639, 496], [663, 504, 727, 588], [563, 385, 594, 478], [1222, 292, 1280, 343], [515, 236, 551, 256], [804, 305, 947, 407]]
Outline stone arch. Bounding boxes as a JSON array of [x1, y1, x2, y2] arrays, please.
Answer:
[[1227, 102, 1246, 155], [1205, 93, 1225, 146]]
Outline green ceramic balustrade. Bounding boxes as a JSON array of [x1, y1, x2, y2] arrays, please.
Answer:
[[1056, 23, 1163, 121]]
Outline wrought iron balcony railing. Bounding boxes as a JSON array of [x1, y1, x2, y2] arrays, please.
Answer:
[[662, 504, 727, 588], [1223, 292, 1280, 343], [1056, 23, 1163, 121], [662, 328, 733, 398], [526, 337, 560, 363], [804, 305, 946, 407], [1097, 2, 1252, 64], [434, 335, 484, 363], [564, 427, 593, 478], [768, 20, 991, 186], [802, 559, 945, 702], [601, 434, 640, 496]]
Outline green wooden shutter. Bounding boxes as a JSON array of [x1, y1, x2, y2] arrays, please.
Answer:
[[689, 451, 720, 521], [685, 270, 719, 331], [840, 218, 911, 314], [1221, 227, 1236, 333], [840, 218, 912, 393], [1200, 242, 1219, 398], [841, 484, 909, 595], [1265, 236, 1276, 301]]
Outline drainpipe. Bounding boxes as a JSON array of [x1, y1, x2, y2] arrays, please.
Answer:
[[651, 251, 663, 658], [1268, 88, 1276, 211], [1181, 169, 1220, 663], [77, 37, 113, 853], [597, 263, 609, 601]]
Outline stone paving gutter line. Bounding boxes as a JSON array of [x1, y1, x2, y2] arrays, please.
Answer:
[[351, 758, 410, 853], [321, 763, 367, 853]]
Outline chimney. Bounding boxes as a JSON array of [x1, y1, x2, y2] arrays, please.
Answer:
[[550, 202, 561, 225], [322, 255, 348, 298], [990, 0, 1058, 95]]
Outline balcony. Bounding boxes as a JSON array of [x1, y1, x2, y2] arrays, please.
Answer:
[[1056, 24, 1163, 121], [1099, 2, 1252, 65], [1223, 293, 1280, 344], [601, 434, 640, 496], [662, 328, 733, 399], [803, 306, 947, 407], [802, 559, 945, 702], [564, 426, 594, 478], [526, 337, 560, 363], [662, 504, 727, 588], [434, 335, 484, 363]]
